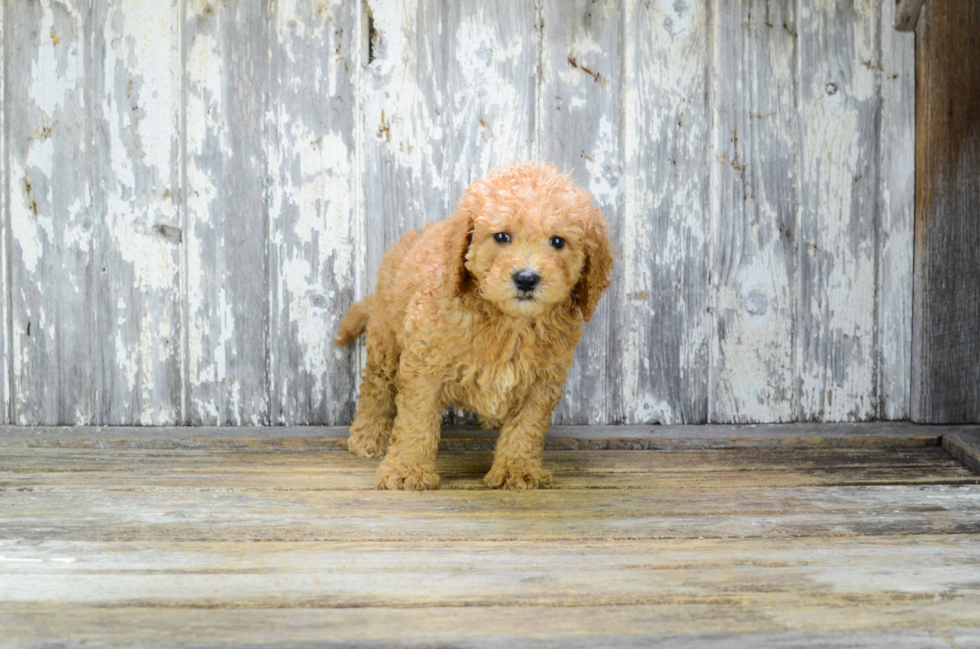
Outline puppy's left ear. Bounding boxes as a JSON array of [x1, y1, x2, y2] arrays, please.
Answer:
[[575, 207, 614, 322]]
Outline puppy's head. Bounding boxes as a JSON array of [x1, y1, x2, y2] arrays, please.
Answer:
[[444, 164, 613, 321]]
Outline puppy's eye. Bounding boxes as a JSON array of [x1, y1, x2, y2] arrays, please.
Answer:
[[493, 232, 511, 244], [549, 236, 565, 250]]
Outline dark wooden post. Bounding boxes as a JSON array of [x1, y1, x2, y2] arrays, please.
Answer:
[[911, 0, 980, 422]]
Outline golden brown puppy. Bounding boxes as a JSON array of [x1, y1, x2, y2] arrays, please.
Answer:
[[334, 164, 613, 490]]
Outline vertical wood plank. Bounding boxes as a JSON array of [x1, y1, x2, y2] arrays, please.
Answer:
[[540, 0, 623, 425], [0, 0, 7, 424], [446, 2, 536, 200], [876, 0, 914, 420], [622, 0, 710, 424], [183, 0, 271, 425], [911, 0, 980, 423], [268, 0, 358, 425], [797, 0, 878, 421], [710, 0, 799, 423], [6, 0, 102, 424], [97, 0, 182, 424], [361, 0, 453, 286]]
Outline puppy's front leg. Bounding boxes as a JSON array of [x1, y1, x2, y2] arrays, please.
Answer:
[[485, 381, 563, 490], [376, 367, 444, 490]]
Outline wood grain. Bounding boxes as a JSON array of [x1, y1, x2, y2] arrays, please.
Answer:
[[710, 0, 798, 423], [877, 0, 915, 420], [3, 535, 979, 607], [797, 0, 879, 421], [6, 0, 102, 424], [3, 447, 974, 491], [911, 0, 980, 423], [267, 0, 359, 425], [3, 428, 980, 645], [622, 0, 710, 425], [183, 0, 271, 425], [446, 1, 536, 195], [4, 459, 980, 542], [3, 0, 183, 426], [943, 431, 980, 475], [3, 603, 978, 648], [97, 0, 183, 425], [0, 0, 6, 426]]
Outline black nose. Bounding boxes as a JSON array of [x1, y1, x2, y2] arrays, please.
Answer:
[[512, 270, 541, 293]]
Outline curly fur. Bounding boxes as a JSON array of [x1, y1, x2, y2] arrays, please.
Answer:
[[335, 164, 613, 490]]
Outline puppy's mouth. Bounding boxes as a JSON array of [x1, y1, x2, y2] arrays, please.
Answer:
[[515, 293, 536, 302]]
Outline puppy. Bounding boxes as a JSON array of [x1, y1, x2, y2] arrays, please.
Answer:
[[334, 164, 613, 490]]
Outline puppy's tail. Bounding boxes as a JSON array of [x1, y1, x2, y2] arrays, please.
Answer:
[[333, 294, 374, 346]]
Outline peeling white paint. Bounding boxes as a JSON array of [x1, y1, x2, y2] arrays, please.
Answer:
[[451, 12, 529, 187], [184, 161, 213, 392], [3, 0, 913, 426], [584, 115, 621, 209], [876, 0, 915, 420], [32, 1, 83, 119], [364, 0, 448, 214], [709, 0, 798, 424], [798, 0, 878, 421]]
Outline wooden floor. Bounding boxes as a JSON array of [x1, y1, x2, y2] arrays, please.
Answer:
[[2, 424, 980, 648]]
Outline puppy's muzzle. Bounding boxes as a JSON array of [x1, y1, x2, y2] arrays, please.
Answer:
[[512, 269, 541, 296]]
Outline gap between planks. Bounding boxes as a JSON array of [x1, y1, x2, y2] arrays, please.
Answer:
[[2, 422, 977, 451]]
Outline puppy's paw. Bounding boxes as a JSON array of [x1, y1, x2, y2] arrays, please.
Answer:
[[346, 423, 390, 458], [478, 417, 503, 431], [484, 461, 553, 490], [376, 456, 440, 491]]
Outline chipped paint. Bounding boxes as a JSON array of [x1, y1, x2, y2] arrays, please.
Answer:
[[451, 12, 530, 187], [32, 2, 82, 119], [620, 0, 709, 424], [797, 0, 878, 421], [268, 0, 357, 425], [183, 0, 272, 425], [2, 0, 913, 426], [709, 0, 798, 424], [876, 0, 915, 420], [97, 0, 182, 425]]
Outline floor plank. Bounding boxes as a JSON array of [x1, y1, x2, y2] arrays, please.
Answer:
[[2, 426, 980, 646], [4, 483, 980, 542], [2, 604, 979, 648], [943, 431, 980, 475], [2, 536, 979, 607], [1, 448, 976, 490], [4, 422, 977, 450]]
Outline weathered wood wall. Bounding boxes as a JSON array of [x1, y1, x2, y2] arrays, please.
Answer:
[[911, 0, 980, 424], [2, 0, 915, 426]]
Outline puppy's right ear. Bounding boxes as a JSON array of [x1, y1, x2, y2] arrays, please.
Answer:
[[441, 190, 479, 296]]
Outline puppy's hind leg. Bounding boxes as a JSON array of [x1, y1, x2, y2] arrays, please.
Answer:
[[347, 332, 398, 458]]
